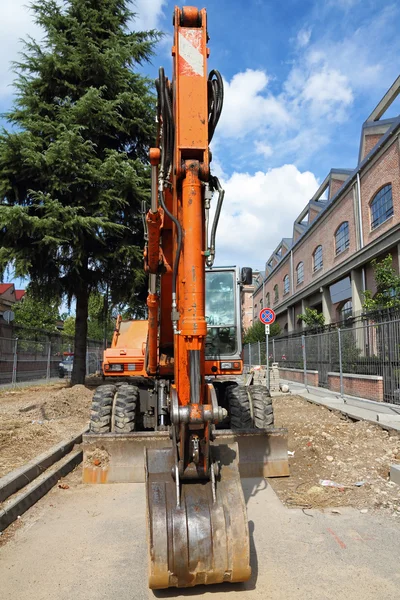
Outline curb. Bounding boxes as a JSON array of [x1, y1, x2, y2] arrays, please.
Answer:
[[0, 428, 87, 503], [0, 449, 82, 532]]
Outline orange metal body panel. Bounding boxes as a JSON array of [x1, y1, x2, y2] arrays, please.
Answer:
[[204, 360, 243, 377], [103, 319, 148, 378]]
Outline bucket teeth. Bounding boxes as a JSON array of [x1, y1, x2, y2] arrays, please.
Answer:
[[145, 443, 251, 589]]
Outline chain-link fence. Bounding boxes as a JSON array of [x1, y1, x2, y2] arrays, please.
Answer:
[[0, 334, 103, 387], [244, 318, 400, 404]]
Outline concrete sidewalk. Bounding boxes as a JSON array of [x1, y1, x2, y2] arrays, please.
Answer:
[[280, 379, 400, 432]]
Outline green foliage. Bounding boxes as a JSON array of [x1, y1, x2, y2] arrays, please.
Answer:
[[62, 291, 115, 341], [297, 307, 325, 328], [14, 291, 60, 333], [0, 0, 161, 382], [243, 320, 281, 343], [363, 254, 400, 311]]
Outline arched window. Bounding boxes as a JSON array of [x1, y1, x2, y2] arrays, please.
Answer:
[[340, 300, 352, 320], [371, 184, 393, 230], [273, 284, 279, 303], [335, 222, 349, 255], [283, 275, 290, 295], [313, 245, 323, 272], [296, 262, 304, 285], [266, 292, 270, 306]]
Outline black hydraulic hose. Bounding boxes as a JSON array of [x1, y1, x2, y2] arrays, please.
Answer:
[[158, 191, 182, 295], [208, 70, 224, 142], [207, 175, 224, 267]]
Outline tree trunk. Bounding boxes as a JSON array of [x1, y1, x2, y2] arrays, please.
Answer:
[[71, 281, 89, 386]]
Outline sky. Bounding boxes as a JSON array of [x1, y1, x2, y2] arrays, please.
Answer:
[[1, 0, 400, 280]]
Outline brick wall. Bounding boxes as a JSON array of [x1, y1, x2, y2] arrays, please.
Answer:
[[363, 133, 383, 160], [279, 367, 319, 387], [327, 372, 384, 402], [329, 177, 345, 200], [361, 140, 400, 247]]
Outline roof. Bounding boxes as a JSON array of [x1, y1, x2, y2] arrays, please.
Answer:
[[15, 290, 26, 300], [0, 284, 13, 294]]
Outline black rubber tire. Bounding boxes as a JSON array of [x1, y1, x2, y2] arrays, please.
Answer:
[[113, 384, 140, 433], [90, 384, 117, 434], [248, 385, 274, 428], [225, 384, 253, 429]]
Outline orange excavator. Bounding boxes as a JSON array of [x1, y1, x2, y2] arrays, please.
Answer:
[[83, 6, 288, 589]]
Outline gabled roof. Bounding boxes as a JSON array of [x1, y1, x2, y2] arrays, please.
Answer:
[[15, 290, 26, 301], [0, 284, 13, 295]]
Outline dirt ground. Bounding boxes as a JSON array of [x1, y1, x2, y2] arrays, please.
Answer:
[[271, 394, 400, 514], [1, 384, 400, 516], [0, 383, 92, 478]]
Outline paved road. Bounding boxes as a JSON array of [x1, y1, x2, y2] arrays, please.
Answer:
[[1, 472, 400, 600]]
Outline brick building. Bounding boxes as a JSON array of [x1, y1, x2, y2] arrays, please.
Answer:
[[252, 76, 400, 333], [241, 270, 261, 331]]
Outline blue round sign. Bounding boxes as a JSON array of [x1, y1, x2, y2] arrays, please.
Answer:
[[259, 307, 276, 325]]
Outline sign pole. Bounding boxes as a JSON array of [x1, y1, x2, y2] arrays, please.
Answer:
[[265, 324, 270, 390], [259, 308, 275, 392]]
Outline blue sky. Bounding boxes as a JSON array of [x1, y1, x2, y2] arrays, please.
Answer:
[[1, 0, 400, 281]]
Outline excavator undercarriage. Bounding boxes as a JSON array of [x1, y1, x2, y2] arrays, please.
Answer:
[[83, 5, 289, 590]]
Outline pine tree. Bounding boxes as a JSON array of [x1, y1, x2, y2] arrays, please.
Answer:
[[0, 1, 160, 384]]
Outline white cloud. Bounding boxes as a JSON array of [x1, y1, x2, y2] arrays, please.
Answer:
[[212, 165, 319, 269], [131, 0, 167, 30], [218, 69, 291, 138], [296, 27, 312, 48], [300, 68, 353, 121], [254, 141, 273, 159]]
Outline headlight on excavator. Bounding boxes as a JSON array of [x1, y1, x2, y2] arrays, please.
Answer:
[[109, 364, 124, 372], [220, 362, 234, 369]]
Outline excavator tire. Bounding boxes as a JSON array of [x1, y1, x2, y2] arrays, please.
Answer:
[[225, 384, 252, 429], [248, 385, 274, 428], [90, 384, 117, 434], [113, 383, 140, 433]]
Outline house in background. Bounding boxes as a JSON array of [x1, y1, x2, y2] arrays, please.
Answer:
[[0, 284, 26, 319]]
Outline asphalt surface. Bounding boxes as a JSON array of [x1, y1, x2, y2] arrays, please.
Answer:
[[1, 471, 400, 599]]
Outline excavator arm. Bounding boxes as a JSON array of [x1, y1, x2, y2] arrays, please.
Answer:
[[144, 6, 251, 588]]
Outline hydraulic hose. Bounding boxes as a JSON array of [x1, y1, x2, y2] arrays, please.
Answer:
[[208, 70, 224, 142], [158, 190, 182, 302]]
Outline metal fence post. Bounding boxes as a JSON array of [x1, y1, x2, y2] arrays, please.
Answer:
[[86, 347, 89, 377], [249, 343, 252, 368], [12, 338, 18, 388], [272, 338, 276, 362], [46, 343, 51, 380], [302, 334, 307, 389], [258, 340, 261, 365], [338, 328, 344, 398]]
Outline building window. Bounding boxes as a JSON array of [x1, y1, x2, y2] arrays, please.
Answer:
[[266, 292, 270, 306], [260, 298, 263, 308], [313, 245, 323, 272], [340, 300, 352, 320], [335, 222, 349, 255], [370, 184, 393, 230], [274, 284, 279, 303], [296, 262, 304, 285], [283, 275, 290, 295]]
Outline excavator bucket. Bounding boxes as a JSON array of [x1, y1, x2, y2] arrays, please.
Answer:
[[145, 442, 251, 589]]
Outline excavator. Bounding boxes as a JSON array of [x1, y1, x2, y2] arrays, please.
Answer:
[[83, 6, 288, 589]]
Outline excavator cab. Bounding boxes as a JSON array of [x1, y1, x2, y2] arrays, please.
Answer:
[[205, 266, 247, 377]]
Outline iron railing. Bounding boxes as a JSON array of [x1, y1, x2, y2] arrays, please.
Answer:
[[244, 317, 400, 404]]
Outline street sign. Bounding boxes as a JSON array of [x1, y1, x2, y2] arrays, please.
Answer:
[[265, 324, 270, 335], [3, 310, 15, 324], [259, 307, 276, 325]]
